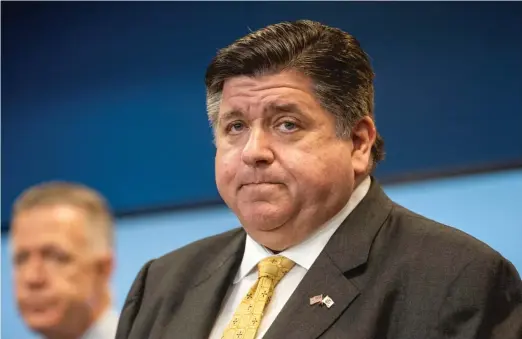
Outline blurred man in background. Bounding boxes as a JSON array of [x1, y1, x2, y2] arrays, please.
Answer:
[[10, 182, 118, 339]]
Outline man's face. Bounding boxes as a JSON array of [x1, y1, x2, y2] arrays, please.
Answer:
[[215, 71, 374, 251], [11, 204, 107, 336]]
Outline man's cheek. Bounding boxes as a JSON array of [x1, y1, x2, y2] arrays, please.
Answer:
[[54, 273, 86, 302]]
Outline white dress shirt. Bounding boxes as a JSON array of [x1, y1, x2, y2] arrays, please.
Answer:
[[81, 308, 119, 339], [209, 177, 371, 339]]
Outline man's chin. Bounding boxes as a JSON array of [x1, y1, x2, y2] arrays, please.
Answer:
[[23, 310, 63, 333], [247, 227, 295, 252], [240, 210, 289, 231], [240, 211, 296, 246]]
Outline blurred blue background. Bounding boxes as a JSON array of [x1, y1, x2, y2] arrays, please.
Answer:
[[2, 1, 521, 227], [2, 1, 521, 338]]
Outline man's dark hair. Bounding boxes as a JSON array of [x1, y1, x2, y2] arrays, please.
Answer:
[[205, 19, 385, 166]]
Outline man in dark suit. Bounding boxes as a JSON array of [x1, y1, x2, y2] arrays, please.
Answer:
[[116, 20, 522, 339]]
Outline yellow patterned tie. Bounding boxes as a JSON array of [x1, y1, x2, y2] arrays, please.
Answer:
[[221, 255, 296, 339]]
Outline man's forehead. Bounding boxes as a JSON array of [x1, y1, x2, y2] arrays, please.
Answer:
[[12, 205, 89, 241], [220, 81, 315, 118], [221, 75, 259, 93], [221, 71, 314, 98]]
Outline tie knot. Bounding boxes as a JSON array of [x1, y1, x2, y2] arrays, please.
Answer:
[[257, 256, 295, 285]]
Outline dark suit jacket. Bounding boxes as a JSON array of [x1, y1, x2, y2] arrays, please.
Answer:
[[116, 180, 522, 339]]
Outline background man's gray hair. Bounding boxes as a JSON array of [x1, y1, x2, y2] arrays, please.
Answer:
[[12, 181, 114, 254], [205, 19, 385, 168]]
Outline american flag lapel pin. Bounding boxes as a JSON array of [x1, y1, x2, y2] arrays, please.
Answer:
[[322, 295, 335, 308], [309, 294, 323, 305]]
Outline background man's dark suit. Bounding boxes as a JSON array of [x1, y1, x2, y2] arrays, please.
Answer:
[[116, 180, 522, 339]]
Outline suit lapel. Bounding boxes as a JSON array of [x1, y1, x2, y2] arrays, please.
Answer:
[[265, 179, 393, 339], [159, 231, 246, 339], [264, 251, 360, 339]]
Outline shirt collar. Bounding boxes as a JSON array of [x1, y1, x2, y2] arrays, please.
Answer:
[[80, 307, 119, 339], [234, 176, 371, 283]]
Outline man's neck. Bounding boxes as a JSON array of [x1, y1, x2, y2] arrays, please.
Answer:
[[354, 173, 370, 189], [91, 292, 111, 329], [43, 292, 111, 339]]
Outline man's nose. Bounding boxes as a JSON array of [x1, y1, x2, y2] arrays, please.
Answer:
[[241, 128, 275, 167], [21, 258, 47, 289]]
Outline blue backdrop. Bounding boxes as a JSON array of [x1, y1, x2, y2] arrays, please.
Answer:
[[3, 2, 522, 226]]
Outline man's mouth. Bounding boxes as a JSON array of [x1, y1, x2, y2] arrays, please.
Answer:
[[239, 182, 284, 192], [241, 182, 280, 187]]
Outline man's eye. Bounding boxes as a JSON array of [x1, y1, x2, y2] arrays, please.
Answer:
[[43, 248, 71, 264], [277, 121, 299, 132], [14, 252, 29, 266], [227, 122, 246, 134]]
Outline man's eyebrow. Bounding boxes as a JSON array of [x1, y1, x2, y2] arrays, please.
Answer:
[[218, 110, 244, 124], [218, 102, 304, 124]]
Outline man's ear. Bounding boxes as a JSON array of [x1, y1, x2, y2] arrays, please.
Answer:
[[350, 116, 376, 176]]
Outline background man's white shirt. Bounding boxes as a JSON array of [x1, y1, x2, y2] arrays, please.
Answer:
[[81, 308, 119, 339]]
